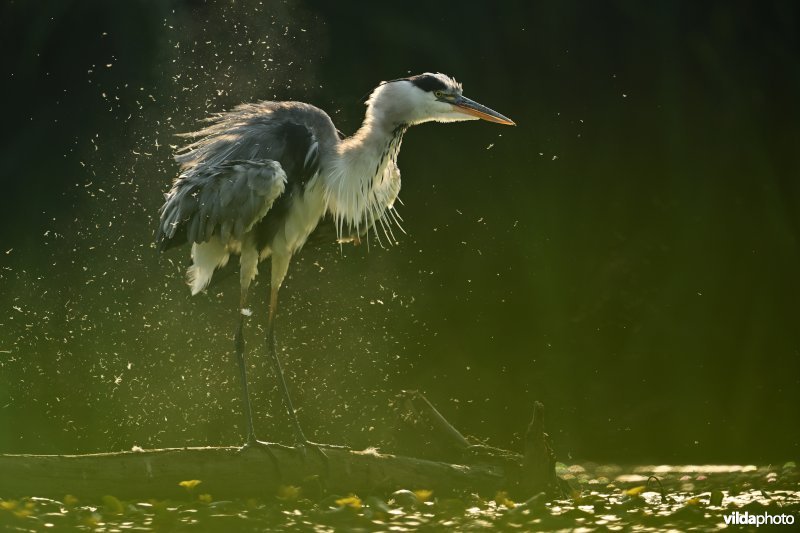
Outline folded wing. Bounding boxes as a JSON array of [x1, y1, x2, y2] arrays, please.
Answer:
[[156, 159, 287, 251]]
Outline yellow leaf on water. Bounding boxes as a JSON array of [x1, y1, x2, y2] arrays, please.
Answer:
[[624, 485, 646, 497], [335, 494, 362, 509], [685, 497, 702, 506], [495, 491, 515, 508], [0, 500, 18, 511], [197, 493, 212, 503], [276, 485, 301, 502], [0, 499, 32, 518], [102, 495, 124, 515], [414, 489, 433, 503], [179, 479, 202, 491]]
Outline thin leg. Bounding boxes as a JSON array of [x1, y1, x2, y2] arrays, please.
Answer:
[[234, 287, 256, 444], [234, 312, 257, 445], [266, 283, 332, 480], [265, 285, 309, 444], [266, 253, 335, 479]]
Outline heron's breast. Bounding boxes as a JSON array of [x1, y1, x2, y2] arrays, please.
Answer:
[[265, 178, 327, 258]]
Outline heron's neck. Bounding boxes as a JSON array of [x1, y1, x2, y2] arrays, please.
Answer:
[[325, 108, 407, 239], [341, 111, 407, 177]]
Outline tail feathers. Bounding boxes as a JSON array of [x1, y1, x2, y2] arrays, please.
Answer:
[[188, 239, 230, 295]]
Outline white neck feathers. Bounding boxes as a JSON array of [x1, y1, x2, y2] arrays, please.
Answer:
[[323, 93, 407, 244]]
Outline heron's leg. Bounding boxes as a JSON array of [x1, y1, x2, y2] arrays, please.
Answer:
[[235, 243, 264, 447], [267, 254, 326, 447], [235, 287, 258, 445], [266, 280, 332, 481], [266, 254, 336, 482], [234, 262, 284, 478], [265, 282, 309, 444]]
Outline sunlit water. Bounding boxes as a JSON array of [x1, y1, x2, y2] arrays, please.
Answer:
[[1, 463, 797, 531]]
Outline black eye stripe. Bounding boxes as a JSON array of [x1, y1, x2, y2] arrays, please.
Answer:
[[406, 74, 449, 93]]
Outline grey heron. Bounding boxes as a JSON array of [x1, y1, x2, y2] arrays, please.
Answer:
[[156, 72, 514, 449]]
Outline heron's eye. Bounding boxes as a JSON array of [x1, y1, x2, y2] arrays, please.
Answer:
[[434, 90, 446, 99]]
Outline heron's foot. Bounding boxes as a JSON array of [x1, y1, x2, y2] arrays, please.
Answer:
[[293, 439, 334, 481], [238, 434, 283, 479], [295, 439, 328, 460]]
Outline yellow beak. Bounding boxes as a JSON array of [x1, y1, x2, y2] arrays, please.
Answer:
[[451, 95, 515, 125]]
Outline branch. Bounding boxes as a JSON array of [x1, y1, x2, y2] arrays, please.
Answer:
[[0, 394, 563, 500]]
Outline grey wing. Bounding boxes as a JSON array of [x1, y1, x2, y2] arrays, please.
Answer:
[[156, 159, 287, 251]]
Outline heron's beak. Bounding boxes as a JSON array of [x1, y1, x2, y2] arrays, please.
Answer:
[[451, 95, 515, 126]]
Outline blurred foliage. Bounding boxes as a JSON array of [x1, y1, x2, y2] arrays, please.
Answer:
[[0, 0, 798, 463]]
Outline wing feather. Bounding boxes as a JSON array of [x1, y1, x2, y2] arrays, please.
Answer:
[[157, 101, 339, 252], [156, 159, 286, 250]]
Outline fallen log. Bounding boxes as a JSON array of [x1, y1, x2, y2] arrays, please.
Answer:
[[389, 391, 563, 496], [0, 393, 564, 500]]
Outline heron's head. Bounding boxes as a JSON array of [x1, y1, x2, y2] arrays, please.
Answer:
[[366, 72, 515, 127]]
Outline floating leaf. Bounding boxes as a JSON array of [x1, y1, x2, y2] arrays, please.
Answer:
[[335, 494, 362, 509], [624, 486, 646, 497], [102, 494, 124, 515], [179, 479, 202, 491], [0, 500, 18, 511], [1, 500, 33, 518], [495, 491, 515, 508], [414, 489, 433, 503]]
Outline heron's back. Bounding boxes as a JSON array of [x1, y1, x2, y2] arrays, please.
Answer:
[[175, 101, 339, 177], [157, 101, 339, 253]]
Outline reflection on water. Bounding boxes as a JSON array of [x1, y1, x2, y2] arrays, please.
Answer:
[[1, 463, 797, 531]]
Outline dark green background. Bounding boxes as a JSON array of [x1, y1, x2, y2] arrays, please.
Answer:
[[1, 0, 798, 464]]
